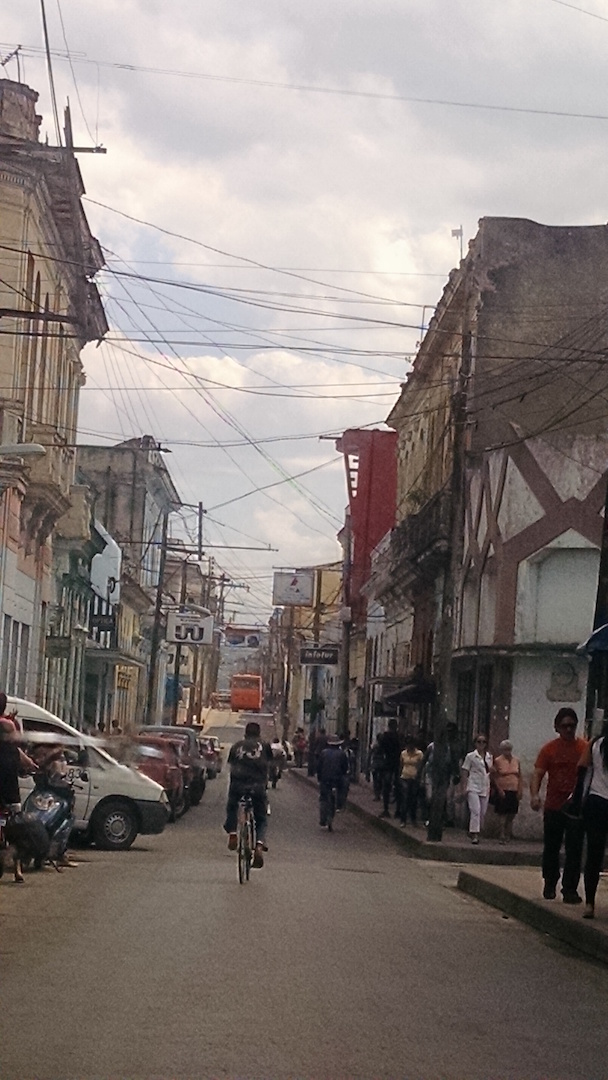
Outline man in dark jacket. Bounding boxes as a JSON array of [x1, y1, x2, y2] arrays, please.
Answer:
[[379, 718, 403, 819], [224, 721, 273, 867], [317, 735, 349, 827]]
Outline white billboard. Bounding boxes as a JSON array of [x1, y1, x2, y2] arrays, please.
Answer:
[[166, 610, 214, 645], [272, 570, 315, 607]]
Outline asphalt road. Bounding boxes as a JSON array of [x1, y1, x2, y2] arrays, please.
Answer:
[[3, 727, 608, 1080]]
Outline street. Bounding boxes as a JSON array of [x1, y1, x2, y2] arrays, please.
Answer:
[[3, 729, 608, 1080]]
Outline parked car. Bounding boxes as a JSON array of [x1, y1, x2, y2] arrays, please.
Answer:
[[205, 735, 223, 774], [198, 736, 220, 779], [8, 697, 170, 850], [132, 735, 187, 821], [138, 726, 206, 804]]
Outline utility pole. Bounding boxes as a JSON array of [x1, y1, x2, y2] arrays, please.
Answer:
[[171, 557, 188, 725], [340, 513, 352, 737], [281, 605, 295, 739], [427, 323, 472, 843], [145, 511, 169, 725], [584, 476, 608, 730], [307, 569, 323, 776]]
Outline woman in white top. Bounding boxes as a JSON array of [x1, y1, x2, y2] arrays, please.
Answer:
[[461, 734, 493, 844], [576, 728, 608, 919]]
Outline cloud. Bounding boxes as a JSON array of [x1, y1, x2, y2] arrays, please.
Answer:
[[7, 0, 608, 616]]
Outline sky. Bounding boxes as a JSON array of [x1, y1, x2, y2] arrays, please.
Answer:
[[3, 0, 608, 622]]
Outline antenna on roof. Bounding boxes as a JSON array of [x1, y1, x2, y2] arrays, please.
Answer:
[[40, 0, 62, 144]]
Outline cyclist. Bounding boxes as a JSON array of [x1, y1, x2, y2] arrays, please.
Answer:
[[224, 721, 273, 867], [317, 734, 349, 827]]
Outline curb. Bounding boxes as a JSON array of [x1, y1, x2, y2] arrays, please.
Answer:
[[457, 870, 608, 965], [289, 769, 540, 865]]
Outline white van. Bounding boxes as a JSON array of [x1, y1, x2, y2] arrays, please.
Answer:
[[9, 697, 170, 850]]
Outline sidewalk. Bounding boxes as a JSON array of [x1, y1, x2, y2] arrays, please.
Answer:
[[457, 865, 608, 965], [289, 767, 541, 865]]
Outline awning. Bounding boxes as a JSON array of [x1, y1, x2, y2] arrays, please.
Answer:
[[382, 675, 436, 706], [84, 645, 146, 669], [577, 624, 608, 655]]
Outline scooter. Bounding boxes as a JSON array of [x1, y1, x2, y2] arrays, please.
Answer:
[[20, 769, 81, 868]]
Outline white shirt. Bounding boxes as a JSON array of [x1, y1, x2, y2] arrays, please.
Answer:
[[462, 750, 492, 796], [589, 738, 608, 801]]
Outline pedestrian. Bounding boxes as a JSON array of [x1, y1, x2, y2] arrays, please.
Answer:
[[530, 707, 587, 904], [378, 718, 403, 819], [0, 719, 36, 811], [317, 734, 349, 827], [444, 721, 463, 826], [308, 727, 328, 775], [293, 729, 307, 768], [367, 733, 386, 801], [461, 734, 493, 844], [564, 721, 608, 920], [399, 735, 423, 827], [491, 740, 523, 842], [421, 725, 462, 828]]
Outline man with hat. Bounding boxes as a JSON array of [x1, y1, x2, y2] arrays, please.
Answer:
[[317, 734, 349, 827]]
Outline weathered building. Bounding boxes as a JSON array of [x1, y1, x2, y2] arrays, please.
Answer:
[[378, 217, 608, 832], [77, 436, 182, 727], [0, 79, 107, 702], [335, 429, 398, 751]]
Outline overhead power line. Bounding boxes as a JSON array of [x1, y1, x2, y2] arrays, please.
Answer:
[[7, 43, 608, 122]]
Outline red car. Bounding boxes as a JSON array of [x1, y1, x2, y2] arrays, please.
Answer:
[[132, 735, 186, 821], [138, 727, 206, 806], [198, 736, 220, 779]]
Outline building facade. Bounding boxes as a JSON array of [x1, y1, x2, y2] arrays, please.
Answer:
[[374, 217, 608, 833], [0, 79, 107, 705]]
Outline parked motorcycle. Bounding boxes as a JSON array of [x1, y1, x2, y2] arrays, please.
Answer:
[[21, 769, 82, 867]]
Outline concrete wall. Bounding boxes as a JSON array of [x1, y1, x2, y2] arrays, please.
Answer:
[[507, 653, 588, 837]]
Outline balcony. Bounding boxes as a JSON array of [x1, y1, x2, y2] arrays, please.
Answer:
[[20, 424, 74, 551], [391, 489, 451, 585]]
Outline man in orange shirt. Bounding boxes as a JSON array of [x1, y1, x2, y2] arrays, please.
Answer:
[[530, 707, 587, 903]]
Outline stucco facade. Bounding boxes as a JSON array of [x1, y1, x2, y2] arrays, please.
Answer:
[[0, 80, 107, 705]]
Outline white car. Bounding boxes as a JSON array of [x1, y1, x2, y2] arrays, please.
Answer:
[[9, 697, 169, 850]]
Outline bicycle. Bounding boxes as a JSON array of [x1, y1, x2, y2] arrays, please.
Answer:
[[236, 791, 256, 884], [320, 783, 339, 832]]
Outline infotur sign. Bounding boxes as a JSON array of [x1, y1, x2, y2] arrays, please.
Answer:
[[300, 645, 339, 666], [272, 570, 315, 607]]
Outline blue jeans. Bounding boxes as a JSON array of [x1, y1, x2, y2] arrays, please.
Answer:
[[224, 783, 267, 843], [319, 779, 346, 824]]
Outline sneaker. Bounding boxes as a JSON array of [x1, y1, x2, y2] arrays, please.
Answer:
[[379, 810, 390, 818], [562, 892, 583, 905], [583, 904, 595, 919], [227, 833, 237, 851], [252, 846, 264, 869], [543, 883, 557, 900], [471, 835, 479, 845]]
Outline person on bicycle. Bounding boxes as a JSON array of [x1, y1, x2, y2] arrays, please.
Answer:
[[317, 734, 349, 827], [224, 721, 273, 867]]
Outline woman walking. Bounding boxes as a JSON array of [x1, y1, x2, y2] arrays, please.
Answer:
[[491, 740, 523, 842], [461, 734, 493, 844], [399, 735, 423, 827], [573, 724, 608, 919]]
